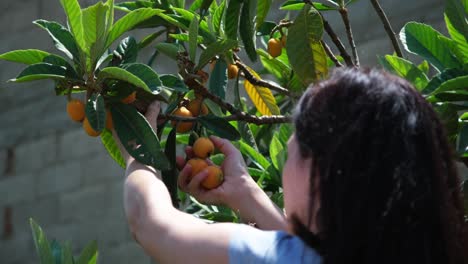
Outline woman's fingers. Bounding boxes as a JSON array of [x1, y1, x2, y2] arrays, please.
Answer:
[[209, 135, 240, 158], [177, 163, 192, 192], [176, 156, 186, 170], [187, 170, 208, 193]]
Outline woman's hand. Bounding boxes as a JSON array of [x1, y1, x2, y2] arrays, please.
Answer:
[[177, 136, 256, 207], [177, 137, 287, 230]]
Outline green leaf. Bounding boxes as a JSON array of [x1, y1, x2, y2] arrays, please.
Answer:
[[198, 114, 241, 140], [11, 63, 67, 82], [239, 141, 270, 170], [121, 63, 162, 94], [101, 129, 126, 169], [239, 0, 257, 62], [59, 0, 86, 52], [112, 103, 170, 170], [279, 123, 294, 144], [423, 68, 467, 94], [50, 240, 62, 264], [212, 0, 226, 35], [224, 0, 242, 41], [160, 74, 189, 92], [85, 93, 106, 132], [115, 1, 155, 12], [114, 36, 138, 65], [243, 65, 281, 115], [171, 8, 217, 43], [189, 16, 199, 62], [76, 240, 98, 264], [256, 0, 272, 29], [155, 43, 182, 60], [30, 219, 55, 264], [280, 1, 336, 11], [209, 60, 228, 99], [379, 55, 429, 91], [33, 20, 81, 62], [162, 128, 178, 207], [400, 22, 461, 72], [61, 241, 74, 264], [418, 60, 430, 75], [168, 33, 204, 43], [0, 49, 51, 65], [286, 5, 328, 85], [432, 76, 468, 94], [106, 8, 164, 48], [82, 1, 109, 66], [270, 132, 286, 171], [445, 0, 468, 41], [196, 39, 238, 70], [257, 49, 291, 85], [98, 67, 149, 91], [138, 29, 166, 50]]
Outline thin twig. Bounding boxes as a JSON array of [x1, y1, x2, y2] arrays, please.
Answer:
[[369, 0, 403, 58], [159, 113, 292, 125], [339, 8, 360, 67], [321, 40, 343, 67]]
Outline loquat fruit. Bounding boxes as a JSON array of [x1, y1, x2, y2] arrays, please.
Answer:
[[202, 165, 224, 189], [187, 158, 209, 179], [267, 38, 282, 58], [66, 99, 85, 122], [121, 91, 137, 104], [193, 137, 215, 159], [83, 117, 101, 137], [187, 98, 209, 117], [227, 64, 239, 79], [171, 106, 194, 133]]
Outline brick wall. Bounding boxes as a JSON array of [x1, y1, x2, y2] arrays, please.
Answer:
[[0, 0, 445, 263]]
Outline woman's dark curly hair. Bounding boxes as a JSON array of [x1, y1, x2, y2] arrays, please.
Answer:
[[291, 68, 468, 264]]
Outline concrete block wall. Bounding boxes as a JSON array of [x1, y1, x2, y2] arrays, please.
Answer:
[[0, 0, 445, 263]]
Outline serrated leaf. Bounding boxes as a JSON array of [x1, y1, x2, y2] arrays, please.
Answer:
[[213, 0, 226, 35], [196, 39, 237, 70], [82, 1, 109, 64], [98, 67, 149, 91], [114, 36, 138, 65], [121, 63, 162, 94], [380, 55, 429, 91], [189, 16, 199, 62], [400, 22, 461, 72], [30, 219, 55, 264], [286, 5, 328, 85], [59, 0, 86, 52], [106, 8, 164, 48], [243, 65, 280, 115], [257, 0, 272, 29], [76, 240, 98, 264], [11, 63, 67, 82], [112, 103, 170, 170], [209, 60, 227, 99], [33, 20, 81, 62], [432, 76, 468, 94], [198, 115, 241, 140], [224, 0, 242, 40], [85, 93, 106, 132], [239, 141, 270, 170], [0, 49, 51, 65], [239, 0, 257, 62], [101, 129, 126, 169]]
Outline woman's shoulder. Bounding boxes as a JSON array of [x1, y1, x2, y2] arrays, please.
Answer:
[[228, 224, 322, 264]]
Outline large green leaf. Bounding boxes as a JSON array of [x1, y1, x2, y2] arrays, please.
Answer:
[[0, 49, 51, 65], [121, 63, 163, 94], [189, 16, 199, 62], [257, 49, 291, 85], [33, 20, 81, 62], [212, 0, 226, 35], [115, 1, 154, 11], [423, 68, 467, 94], [400, 22, 461, 72], [243, 66, 281, 115], [76, 240, 98, 264], [98, 67, 149, 91], [239, 0, 257, 62], [59, 0, 86, 52], [114, 36, 138, 65], [239, 141, 270, 170], [270, 132, 286, 171], [256, 0, 272, 30], [106, 8, 164, 48], [82, 1, 110, 70], [432, 76, 468, 94], [195, 39, 237, 70], [286, 5, 328, 86], [171, 8, 217, 43], [101, 129, 126, 169], [85, 93, 106, 132], [208, 59, 228, 99], [160, 74, 189, 92], [280, 1, 336, 11], [379, 55, 429, 91], [445, 15, 468, 63], [11, 63, 67, 82], [112, 103, 170, 170], [155, 43, 183, 60], [224, 0, 242, 41], [445, 0, 468, 41], [198, 115, 241, 140], [30, 219, 55, 264]]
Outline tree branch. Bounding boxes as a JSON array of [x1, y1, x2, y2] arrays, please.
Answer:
[[339, 8, 360, 67], [321, 40, 343, 67], [369, 0, 403, 58], [159, 113, 292, 125]]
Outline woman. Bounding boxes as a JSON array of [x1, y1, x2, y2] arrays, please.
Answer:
[[117, 68, 468, 263]]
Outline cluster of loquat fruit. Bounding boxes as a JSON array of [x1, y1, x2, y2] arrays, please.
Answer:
[[66, 91, 137, 137], [267, 35, 287, 58], [187, 137, 224, 189]]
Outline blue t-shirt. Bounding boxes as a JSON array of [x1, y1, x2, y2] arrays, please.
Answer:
[[228, 224, 322, 264]]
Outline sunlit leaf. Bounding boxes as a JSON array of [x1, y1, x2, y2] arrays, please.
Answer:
[[243, 65, 280, 115]]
